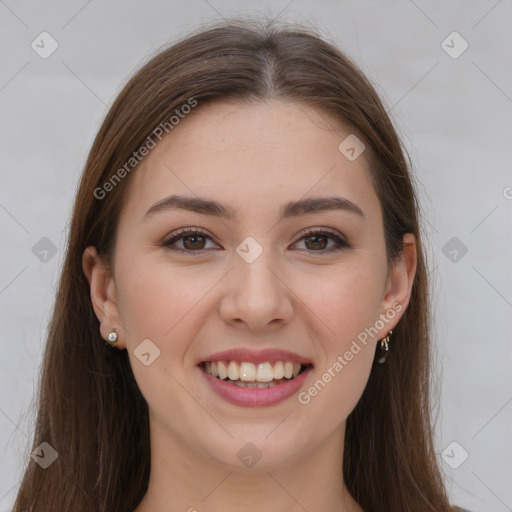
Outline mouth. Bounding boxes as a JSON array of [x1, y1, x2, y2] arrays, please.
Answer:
[[199, 360, 313, 388]]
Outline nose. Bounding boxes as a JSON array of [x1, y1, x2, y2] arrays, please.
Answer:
[[219, 249, 294, 332]]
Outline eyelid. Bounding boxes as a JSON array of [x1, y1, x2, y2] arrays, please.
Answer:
[[294, 226, 345, 240], [162, 226, 214, 244]]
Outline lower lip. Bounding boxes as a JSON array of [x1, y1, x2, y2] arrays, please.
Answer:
[[199, 366, 312, 407]]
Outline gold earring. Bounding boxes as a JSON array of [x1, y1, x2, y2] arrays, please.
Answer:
[[105, 329, 118, 348], [377, 329, 392, 364]]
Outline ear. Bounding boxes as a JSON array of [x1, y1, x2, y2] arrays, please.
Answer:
[[378, 233, 417, 337], [82, 246, 125, 349]]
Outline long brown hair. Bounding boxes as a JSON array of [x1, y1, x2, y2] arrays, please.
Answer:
[[12, 18, 451, 511]]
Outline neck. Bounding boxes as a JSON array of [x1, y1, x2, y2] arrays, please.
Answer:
[[134, 415, 363, 512]]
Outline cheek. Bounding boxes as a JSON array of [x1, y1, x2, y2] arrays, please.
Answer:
[[298, 270, 380, 428], [114, 258, 209, 415], [298, 351, 374, 441], [116, 256, 207, 342], [301, 258, 385, 342], [295, 260, 383, 414]]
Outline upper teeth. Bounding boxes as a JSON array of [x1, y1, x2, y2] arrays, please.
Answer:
[[204, 361, 302, 382]]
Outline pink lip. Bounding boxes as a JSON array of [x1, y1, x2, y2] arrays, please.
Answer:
[[199, 365, 313, 407], [196, 348, 312, 365]]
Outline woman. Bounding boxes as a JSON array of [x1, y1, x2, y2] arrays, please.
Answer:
[[12, 18, 472, 512]]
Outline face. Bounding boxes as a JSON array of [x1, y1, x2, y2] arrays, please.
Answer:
[[83, 99, 416, 471]]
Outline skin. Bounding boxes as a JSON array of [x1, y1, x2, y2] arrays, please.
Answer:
[[82, 99, 416, 512]]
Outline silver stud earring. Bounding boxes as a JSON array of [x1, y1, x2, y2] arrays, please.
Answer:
[[105, 329, 118, 348]]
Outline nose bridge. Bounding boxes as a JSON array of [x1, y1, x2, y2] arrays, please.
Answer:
[[220, 235, 293, 329], [237, 244, 278, 293]]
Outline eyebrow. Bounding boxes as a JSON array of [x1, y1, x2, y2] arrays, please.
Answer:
[[143, 194, 365, 221]]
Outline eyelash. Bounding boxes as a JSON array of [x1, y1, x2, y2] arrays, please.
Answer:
[[160, 227, 350, 255]]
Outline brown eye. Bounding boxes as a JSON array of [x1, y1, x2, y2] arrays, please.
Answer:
[[181, 234, 207, 250], [293, 229, 350, 253], [304, 233, 328, 251], [161, 227, 350, 255], [162, 228, 218, 254]]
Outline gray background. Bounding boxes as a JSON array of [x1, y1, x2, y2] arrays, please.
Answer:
[[1, 1, 511, 511]]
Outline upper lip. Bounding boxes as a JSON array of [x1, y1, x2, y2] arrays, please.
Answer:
[[196, 348, 313, 365]]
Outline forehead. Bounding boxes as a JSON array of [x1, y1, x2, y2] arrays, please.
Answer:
[[120, 99, 380, 225]]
